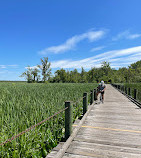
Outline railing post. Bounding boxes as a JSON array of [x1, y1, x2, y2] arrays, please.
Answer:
[[65, 101, 72, 140], [83, 92, 88, 115], [125, 87, 127, 94], [120, 85, 121, 91], [128, 87, 131, 96], [134, 89, 137, 100], [94, 89, 97, 101], [90, 90, 94, 104], [123, 86, 124, 93]]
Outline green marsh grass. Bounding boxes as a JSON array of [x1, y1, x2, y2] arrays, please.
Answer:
[[0, 83, 97, 158]]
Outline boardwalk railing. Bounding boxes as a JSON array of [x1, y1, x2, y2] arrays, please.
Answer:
[[1, 88, 97, 147], [65, 88, 97, 140], [111, 83, 141, 108]]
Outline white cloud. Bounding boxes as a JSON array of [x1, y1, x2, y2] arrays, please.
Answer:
[[0, 65, 18, 69], [128, 34, 141, 39], [51, 46, 141, 69], [0, 70, 14, 74], [0, 65, 6, 69], [112, 30, 141, 41], [38, 30, 106, 55], [90, 46, 105, 52], [8, 65, 18, 67], [25, 66, 40, 69]]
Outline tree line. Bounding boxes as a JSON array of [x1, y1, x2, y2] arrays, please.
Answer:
[[20, 57, 141, 83]]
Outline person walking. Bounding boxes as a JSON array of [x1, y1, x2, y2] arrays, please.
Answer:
[[97, 80, 106, 103]]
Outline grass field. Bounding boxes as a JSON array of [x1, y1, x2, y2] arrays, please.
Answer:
[[0, 82, 97, 158]]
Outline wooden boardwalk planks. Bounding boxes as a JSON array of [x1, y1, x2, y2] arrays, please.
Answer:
[[47, 85, 141, 158]]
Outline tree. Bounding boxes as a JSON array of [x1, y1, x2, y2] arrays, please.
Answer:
[[38, 57, 51, 83], [80, 67, 87, 83], [54, 69, 67, 83], [66, 70, 71, 82], [87, 68, 95, 82], [21, 60, 141, 83], [101, 61, 111, 76], [128, 60, 141, 82], [129, 60, 141, 70], [70, 69, 81, 83], [31, 68, 40, 82], [20, 66, 33, 83], [37, 75, 41, 83]]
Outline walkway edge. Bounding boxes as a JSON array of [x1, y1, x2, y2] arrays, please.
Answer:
[[53, 102, 95, 158]]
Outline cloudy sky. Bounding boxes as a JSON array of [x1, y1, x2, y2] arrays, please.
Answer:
[[0, 0, 141, 80]]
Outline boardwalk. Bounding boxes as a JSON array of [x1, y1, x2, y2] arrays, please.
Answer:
[[47, 85, 141, 158]]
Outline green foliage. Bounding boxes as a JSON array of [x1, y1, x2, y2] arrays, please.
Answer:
[[114, 83, 141, 102], [21, 58, 141, 84], [0, 82, 97, 157], [50, 60, 141, 83], [38, 57, 51, 83], [20, 66, 33, 83], [20, 66, 40, 83], [54, 69, 67, 83], [32, 68, 40, 82], [124, 83, 141, 102]]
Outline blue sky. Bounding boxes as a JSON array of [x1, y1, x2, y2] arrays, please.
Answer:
[[0, 0, 141, 80]]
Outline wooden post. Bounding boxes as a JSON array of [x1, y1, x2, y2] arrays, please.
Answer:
[[128, 87, 131, 96], [122, 85, 124, 92], [94, 89, 97, 101], [125, 87, 127, 94], [65, 101, 72, 140], [83, 92, 88, 115], [90, 90, 94, 104], [120, 85, 122, 91], [134, 89, 137, 100]]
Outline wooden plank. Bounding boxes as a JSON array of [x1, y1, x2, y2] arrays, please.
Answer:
[[63, 153, 97, 158], [53, 142, 65, 151], [68, 140, 141, 154], [74, 137, 141, 149], [82, 122, 141, 131], [65, 145, 141, 158], [75, 127, 141, 146], [46, 151, 58, 158], [63, 153, 95, 158], [83, 118, 141, 127]]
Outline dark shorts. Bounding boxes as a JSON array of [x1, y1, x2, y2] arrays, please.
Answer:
[[98, 91, 104, 94]]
